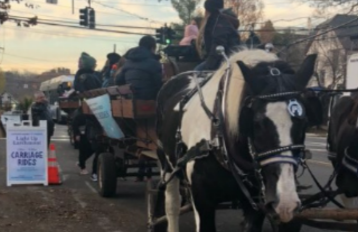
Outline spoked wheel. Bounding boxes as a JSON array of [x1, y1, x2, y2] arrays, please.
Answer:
[[146, 179, 167, 232], [98, 153, 117, 198]]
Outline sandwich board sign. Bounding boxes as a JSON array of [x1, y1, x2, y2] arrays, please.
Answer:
[[6, 120, 48, 186]]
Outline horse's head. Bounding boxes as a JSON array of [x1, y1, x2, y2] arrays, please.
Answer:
[[236, 53, 317, 222]]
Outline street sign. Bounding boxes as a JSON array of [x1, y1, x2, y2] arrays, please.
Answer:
[[85, 94, 124, 140], [6, 120, 48, 186]]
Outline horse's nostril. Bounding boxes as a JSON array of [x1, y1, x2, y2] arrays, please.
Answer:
[[295, 201, 301, 211]]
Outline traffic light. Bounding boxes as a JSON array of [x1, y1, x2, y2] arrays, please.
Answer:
[[79, 7, 89, 27], [165, 27, 176, 45], [88, 8, 95, 29], [155, 27, 165, 45]]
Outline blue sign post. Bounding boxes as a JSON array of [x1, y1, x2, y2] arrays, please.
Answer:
[[85, 94, 124, 139]]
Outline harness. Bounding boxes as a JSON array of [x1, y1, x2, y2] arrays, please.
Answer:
[[343, 147, 358, 176], [160, 47, 309, 212]]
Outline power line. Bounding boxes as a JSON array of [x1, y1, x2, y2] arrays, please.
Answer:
[[3, 26, 138, 43], [91, 0, 164, 25], [8, 15, 155, 36], [3, 52, 70, 62], [278, 16, 358, 53]]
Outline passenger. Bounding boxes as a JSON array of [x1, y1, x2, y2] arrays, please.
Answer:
[[179, 20, 199, 46], [115, 36, 163, 100], [101, 52, 121, 88], [194, 0, 241, 71], [110, 57, 126, 86], [73, 52, 102, 94]]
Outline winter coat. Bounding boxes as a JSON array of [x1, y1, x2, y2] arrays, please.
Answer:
[[179, 24, 199, 46], [74, 68, 102, 93], [115, 46, 162, 100], [31, 101, 55, 137], [202, 11, 241, 70]]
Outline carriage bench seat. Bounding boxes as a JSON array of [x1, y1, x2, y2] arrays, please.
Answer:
[[59, 99, 80, 109], [79, 84, 133, 99], [81, 97, 156, 119], [111, 99, 156, 119]]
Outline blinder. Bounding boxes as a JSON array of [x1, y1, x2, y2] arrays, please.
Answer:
[[239, 91, 307, 169]]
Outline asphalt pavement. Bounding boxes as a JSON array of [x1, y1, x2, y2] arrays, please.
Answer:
[[0, 125, 348, 232]]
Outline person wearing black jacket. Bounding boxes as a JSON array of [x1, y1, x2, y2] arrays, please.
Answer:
[[194, 0, 241, 71], [31, 91, 55, 148], [74, 52, 102, 94], [115, 36, 162, 100], [101, 52, 121, 88]]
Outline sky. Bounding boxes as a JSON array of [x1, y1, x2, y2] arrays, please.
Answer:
[[0, 0, 327, 73]]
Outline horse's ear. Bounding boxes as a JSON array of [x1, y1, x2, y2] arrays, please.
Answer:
[[295, 54, 317, 89], [237, 61, 262, 94], [237, 61, 252, 79]]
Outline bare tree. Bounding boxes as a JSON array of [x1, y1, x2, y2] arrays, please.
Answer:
[[170, 0, 201, 25], [224, 0, 264, 33], [258, 20, 276, 43]]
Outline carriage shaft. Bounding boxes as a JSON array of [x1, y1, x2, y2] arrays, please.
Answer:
[[296, 209, 358, 220]]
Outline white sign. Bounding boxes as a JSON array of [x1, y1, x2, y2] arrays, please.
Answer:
[[6, 120, 48, 186]]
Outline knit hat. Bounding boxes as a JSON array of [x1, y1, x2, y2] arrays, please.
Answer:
[[79, 52, 96, 70], [204, 0, 224, 13]]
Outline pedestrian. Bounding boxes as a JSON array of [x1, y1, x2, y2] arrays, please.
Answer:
[[71, 107, 94, 175], [31, 91, 55, 148], [194, 0, 241, 71]]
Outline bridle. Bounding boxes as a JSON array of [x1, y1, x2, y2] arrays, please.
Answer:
[[243, 91, 307, 169]]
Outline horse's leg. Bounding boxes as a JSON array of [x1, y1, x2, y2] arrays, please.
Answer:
[[241, 204, 265, 232], [186, 160, 216, 232], [164, 173, 181, 232], [190, 186, 216, 232]]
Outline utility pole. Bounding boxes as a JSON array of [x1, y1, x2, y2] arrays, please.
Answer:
[[72, 0, 74, 14], [113, 44, 116, 52]]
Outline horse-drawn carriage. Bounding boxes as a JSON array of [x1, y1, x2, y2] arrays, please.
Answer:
[[59, 47, 358, 232]]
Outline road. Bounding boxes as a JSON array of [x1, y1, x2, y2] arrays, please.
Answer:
[[0, 125, 346, 232]]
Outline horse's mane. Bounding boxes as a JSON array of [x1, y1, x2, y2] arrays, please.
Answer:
[[209, 47, 279, 135]]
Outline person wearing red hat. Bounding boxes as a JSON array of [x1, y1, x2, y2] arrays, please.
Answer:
[[194, 0, 241, 71]]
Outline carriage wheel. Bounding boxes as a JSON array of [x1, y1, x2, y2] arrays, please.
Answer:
[[146, 179, 167, 232], [98, 153, 117, 198]]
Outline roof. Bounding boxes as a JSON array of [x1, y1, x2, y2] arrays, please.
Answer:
[[39, 75, 74, 91], [315, 14, 358, 50]]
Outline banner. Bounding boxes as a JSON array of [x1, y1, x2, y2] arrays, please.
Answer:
[[6, 120, 48, 186], [85, 94, 124, 139]]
